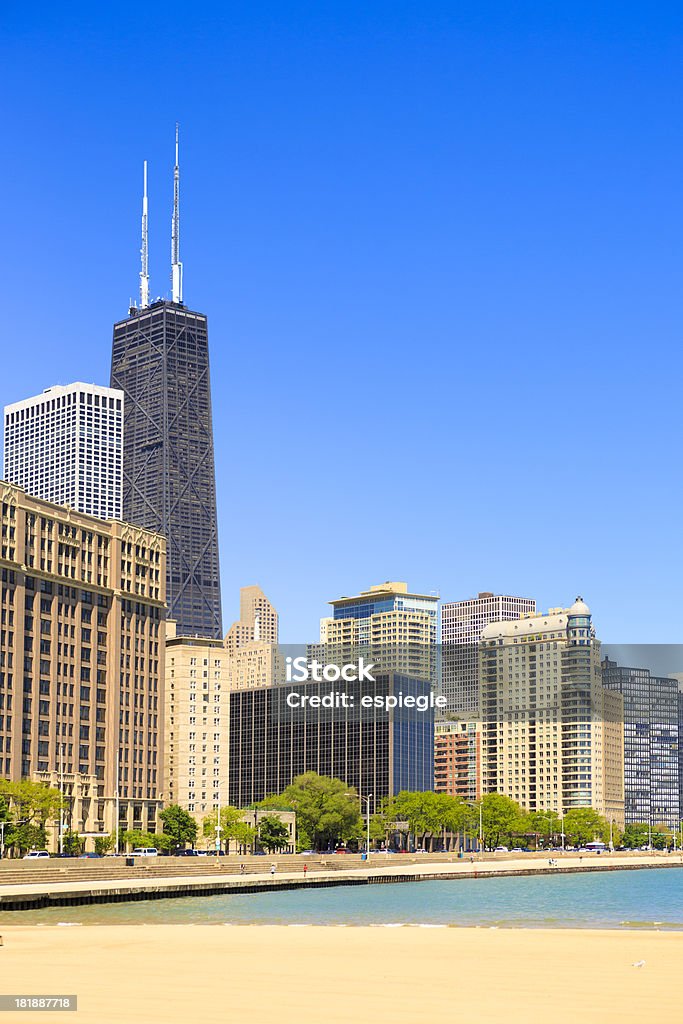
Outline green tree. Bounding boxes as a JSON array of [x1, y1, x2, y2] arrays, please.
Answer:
[[258, 815, 290, 853], [160, 804, 198, 850], [62, 830, 84, 856], [473, 794, 528, 850], [0, 779, 64, 853], [387, 791, 469, 850], [253, 795, 295, 812], [232, 822, 257, 852], [528, 810, 561, 849], [121, 829, 170, 851], [279, 773, 362, 851], [651, 824, 673, 850], [94, 833, 116, 856], [203, 806, 254, 851], [562, 808, 609, 846]]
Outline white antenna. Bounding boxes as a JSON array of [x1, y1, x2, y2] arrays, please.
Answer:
[[171, 123, 183, 303], [139, 160, 150, 308]]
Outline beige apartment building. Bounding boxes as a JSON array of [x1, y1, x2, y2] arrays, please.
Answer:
[[479, 598, 624, 828], [225, 585, 278, 656], [225, 586, 282, 691], [164, 586, 281, 823], [0, 482, 166, 846], [321, 582, 439, 683], [164, 626, 229, 819]]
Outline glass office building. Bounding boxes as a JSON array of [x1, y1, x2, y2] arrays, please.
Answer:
[[602, 658, 680, 828], [228, 672, 434, 810]]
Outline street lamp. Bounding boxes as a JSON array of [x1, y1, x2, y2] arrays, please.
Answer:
[[359, 794, 373, 856], [346, 793, 373, 855]]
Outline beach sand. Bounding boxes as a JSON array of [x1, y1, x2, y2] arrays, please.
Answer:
[[0, 925, 679, 1023]]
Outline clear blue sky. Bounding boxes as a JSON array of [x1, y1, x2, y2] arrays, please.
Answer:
[[1, 2, 682, 643]]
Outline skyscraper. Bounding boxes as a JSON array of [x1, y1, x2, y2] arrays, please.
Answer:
[[3, 383, 123, 521], [479, 599, 624, 826], [323, 581, 439, 683], [225, 585, 279, 657], [441, 592, 536, 715], [602, 658, 680, 828], [110, 128, 222, 638]]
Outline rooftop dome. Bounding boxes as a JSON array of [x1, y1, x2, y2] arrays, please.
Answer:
[[568, 596, 590, 617]]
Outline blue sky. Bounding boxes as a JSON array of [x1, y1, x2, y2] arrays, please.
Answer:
[[1, 2, 682, 643]]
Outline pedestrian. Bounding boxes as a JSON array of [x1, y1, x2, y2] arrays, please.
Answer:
[[240, 863, 245, 875], [303, 863, 308, 878], [270, 863, 276, 876]]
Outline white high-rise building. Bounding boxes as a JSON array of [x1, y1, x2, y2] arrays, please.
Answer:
[[441, 592, 536, 714], [3, 383, 124, 521]]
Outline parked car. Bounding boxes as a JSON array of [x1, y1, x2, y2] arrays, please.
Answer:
[[177, 849, 200, 856], [494, 846, 509, 853], [23, 850, 50, 859], [79, 852, 103, 859], [334, 848, 351, 854], [131, 847, 158, 857]]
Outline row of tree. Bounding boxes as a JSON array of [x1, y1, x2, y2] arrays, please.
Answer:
[[3, 773, 681, 856], [0, 780, 292, 856]]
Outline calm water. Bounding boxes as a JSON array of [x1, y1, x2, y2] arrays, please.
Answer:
[[2, 868, 683, 929]]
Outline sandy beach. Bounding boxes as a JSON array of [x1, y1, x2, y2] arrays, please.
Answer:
[[0, 925, 680, 1023]]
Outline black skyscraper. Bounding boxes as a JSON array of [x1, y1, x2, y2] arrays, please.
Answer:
[[110, 299, 222, 638]]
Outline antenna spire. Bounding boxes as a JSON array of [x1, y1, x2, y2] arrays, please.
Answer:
[[171, 122, 183, 304], [139, 160, 150, 308]]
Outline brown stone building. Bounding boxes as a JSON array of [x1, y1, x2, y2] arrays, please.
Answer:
[[0, 482, 166, 847]]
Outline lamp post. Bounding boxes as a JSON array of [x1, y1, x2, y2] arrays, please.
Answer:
[[359, 794, 373, 856]]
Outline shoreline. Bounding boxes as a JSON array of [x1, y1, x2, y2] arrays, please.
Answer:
[[0, 925, 681, 1023], [1, 853, 681, 912]]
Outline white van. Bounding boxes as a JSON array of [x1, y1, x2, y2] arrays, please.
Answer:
[[131, 847, 158, 857]]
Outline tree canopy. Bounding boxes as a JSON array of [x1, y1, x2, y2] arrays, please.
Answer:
[[160, 804, 198, 849], [0, 778, 65, 853], [276, 773, 362, 851], [258, 815, 291, 852], [561, 808, 610, 846], [387, 791, 469, 849]]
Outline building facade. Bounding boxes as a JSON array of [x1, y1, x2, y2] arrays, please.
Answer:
[[225, 585, 278, 656], [225, 585, 282, 691], [434, 719, 482, 801], [228, 673, 434, 811], [110, 300, 222, 639], [441, 593, 536, 715], [3, 383, 124, 522], [0, 482, 166, 846], [323, 582, 439, 684], [479, 599, 624, 827], [602, 658, 680, 829], [164, 627, 228, 819]]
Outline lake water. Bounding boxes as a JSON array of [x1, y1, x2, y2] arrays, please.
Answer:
[[2, 867, 683, 928]]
